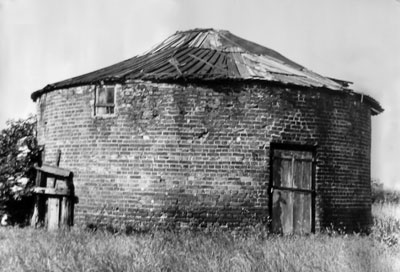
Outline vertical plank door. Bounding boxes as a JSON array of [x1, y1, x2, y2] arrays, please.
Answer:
[[271, 149, 314, 234]]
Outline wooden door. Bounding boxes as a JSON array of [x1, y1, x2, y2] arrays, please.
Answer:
[[270, 147, 315, 234]]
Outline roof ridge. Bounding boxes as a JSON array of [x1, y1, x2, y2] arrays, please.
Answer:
[[176, 28, 220, 34]]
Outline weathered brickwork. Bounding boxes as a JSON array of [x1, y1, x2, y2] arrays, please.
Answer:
[[36, 81, 372, 231]]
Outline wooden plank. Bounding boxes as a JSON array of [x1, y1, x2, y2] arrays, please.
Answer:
[[33, 187, 71, 196], [175, 47, 200, 63], [35, 164, 72, 178], [47, 196, 60, 231], [139, 48, 177, 74], [188, 31, 208, 47], [56, 149, 61, 167], [272, 186, 313, 194], [274, 190, 312, 235], [274, 156, 313, 162], [173, 48, 209, 77], [168, 57, 183, 75], [150, 46, 197, 75], [186, 51, 215, 72], [30, 170, 42, 227], [48, 176, 56, 188], [271, 190, 284, 233], [180, 49, 211, 75], [200, 50, 220, 74], [294, 158, 311, 190], [272, 158, 282, 187], [293, 193, 312, 234], [226, 54, 240, 77], [292, 193, 312, 234], [31, 169, 48, 227], [272, 190, 295, 234], [144, 54, 181, 76], [188, 52, 227, 74], [274, 150, 313, 161], [95, 103, 115, 107], [280, 190, 293, 234], [211, 53, 228, 77], [302, 160, 312, 190], [293, 193, 302, 233], [60, 196, 73, 227], [232, 53, 251, 78], [281, 159, 292, 188], [303, 194, 312, 233], [293, 159, 301, 189]]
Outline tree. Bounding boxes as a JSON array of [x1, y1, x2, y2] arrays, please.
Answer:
[[0, 115, 40, 225]]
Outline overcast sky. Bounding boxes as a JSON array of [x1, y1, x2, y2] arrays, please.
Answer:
[[1, 0, 399, 189]]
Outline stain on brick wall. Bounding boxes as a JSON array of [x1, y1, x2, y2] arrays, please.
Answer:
[[36, 81, 372, 231]]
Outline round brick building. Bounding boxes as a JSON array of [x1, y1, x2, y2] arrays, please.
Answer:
[[31, 29, 383, 233]]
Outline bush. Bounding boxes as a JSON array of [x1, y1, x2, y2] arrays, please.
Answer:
[[0, 115, 40, 225], [371, 179, 400, 204]]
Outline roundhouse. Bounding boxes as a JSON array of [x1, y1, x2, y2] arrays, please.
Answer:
[[31, 28, 383, 233]]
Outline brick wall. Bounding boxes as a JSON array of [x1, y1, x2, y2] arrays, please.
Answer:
[[36, 81, 372, 231]]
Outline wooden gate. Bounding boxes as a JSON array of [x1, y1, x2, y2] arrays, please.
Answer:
[[30, 164, 75, 230], [269, 145, 315, 234]]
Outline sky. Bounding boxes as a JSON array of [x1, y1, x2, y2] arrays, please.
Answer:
[[1, 0, 399, 189]]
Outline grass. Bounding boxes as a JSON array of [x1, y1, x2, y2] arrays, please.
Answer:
[[371, 202, 400, 247], [0, 203, 399, 272]]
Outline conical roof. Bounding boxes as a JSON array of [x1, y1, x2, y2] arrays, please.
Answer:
[[33, 29, 348, 95], [32, 29, 383, 115]]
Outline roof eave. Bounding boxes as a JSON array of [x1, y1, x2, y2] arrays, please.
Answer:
[[31, 77, 383, 116], [31, 78, 123, 102], [363, 95, 384, 116]]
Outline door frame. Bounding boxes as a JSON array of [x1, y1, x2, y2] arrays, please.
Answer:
[[268, 142, 317, 233]]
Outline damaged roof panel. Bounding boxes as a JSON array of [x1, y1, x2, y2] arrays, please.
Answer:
[[31, 28, 383, 114]]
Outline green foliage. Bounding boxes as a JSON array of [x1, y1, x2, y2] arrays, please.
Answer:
[[0, 115, 39, 224]]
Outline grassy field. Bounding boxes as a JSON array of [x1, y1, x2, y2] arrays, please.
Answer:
[[1, 203, 399, 272]]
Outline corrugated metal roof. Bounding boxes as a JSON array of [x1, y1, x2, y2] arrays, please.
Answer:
[[30, 28, 383, 114]]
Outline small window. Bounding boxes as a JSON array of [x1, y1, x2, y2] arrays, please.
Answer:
[[95, 86, 115, 115]]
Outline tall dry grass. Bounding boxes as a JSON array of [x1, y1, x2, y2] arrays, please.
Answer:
[[371, 202, 400, 247], [0, 202, 399, 272]]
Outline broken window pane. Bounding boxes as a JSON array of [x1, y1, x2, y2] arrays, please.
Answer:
[[106, 87, 114, 104]]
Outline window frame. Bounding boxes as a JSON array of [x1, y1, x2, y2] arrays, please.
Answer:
[[94, 85, 116, 116]]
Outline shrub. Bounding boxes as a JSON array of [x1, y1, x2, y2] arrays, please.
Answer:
[[0, 115, 40, 225], [371, 179, 400, 204]]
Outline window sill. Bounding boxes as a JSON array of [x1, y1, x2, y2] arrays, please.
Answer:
[[93, 113, 117, 119]]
